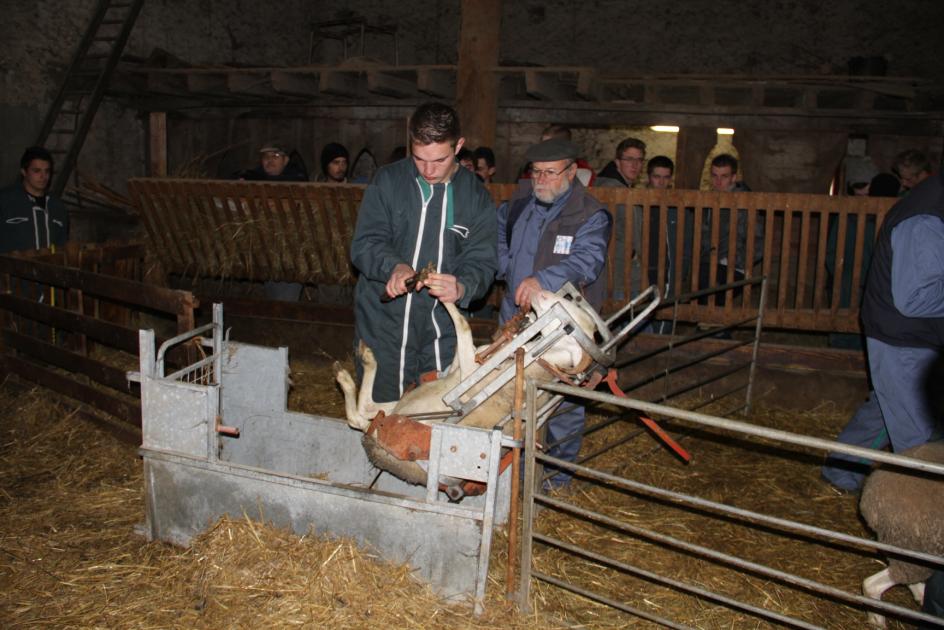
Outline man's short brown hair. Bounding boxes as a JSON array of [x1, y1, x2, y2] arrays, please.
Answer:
[[409, 102, 461, 146]]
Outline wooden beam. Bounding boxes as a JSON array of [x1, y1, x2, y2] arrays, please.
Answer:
[[0, 256, 196, 316], [417, 68, 454, 98], [366, 71, 416, 98], [524, 70, 567, 101], [227, 72, 272, 96], [456, 0, 499, 148], [186, 72, 231, 96], [271, 71, 320, 97], [148, 112, 167, 177], [576, 69, 600, 101], [146, 72, 189, 95], [319, 71, 361, 98]]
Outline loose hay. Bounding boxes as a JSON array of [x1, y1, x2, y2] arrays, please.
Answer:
[[0, 361, 921, 629]]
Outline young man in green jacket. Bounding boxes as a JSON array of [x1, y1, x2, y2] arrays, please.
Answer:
[[350, 103, 497, 402]]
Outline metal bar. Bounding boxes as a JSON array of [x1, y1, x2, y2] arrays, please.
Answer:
[[745, 276, 767, 414], [618, 338, 752, 393], [473, 429, 503, 615], [506, 348, 525, 598], [687, 382, 748, 412], [616, 318, 755, 368], [517, 379, 539, 612], [164, 353, 218, 383], [156, 321, 215, 369], [532, 539, 819, 630], [536, 493, 944, 627], [539, 381, 944, 477], [531, 568, 695, 630]]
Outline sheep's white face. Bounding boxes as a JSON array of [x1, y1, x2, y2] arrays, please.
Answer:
[[530, 291, 596, 369]]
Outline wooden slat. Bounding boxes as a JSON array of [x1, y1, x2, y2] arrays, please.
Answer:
[[0, 292, 140, 352], [2, 329, 134, 394], [0, 255, 194, 316], [1, 354, 140, 426]]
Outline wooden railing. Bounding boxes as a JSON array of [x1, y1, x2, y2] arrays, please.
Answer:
[[0, 242, 196, 430], [129, 179, 895, 333]]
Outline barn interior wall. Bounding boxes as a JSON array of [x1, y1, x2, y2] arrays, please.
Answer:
[[2, 1, 942, 195]]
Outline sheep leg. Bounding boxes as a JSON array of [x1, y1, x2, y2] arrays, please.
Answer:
[[333, 363, 370, 430], [442, 302, 476, 381], [863, 567, 895, 628]]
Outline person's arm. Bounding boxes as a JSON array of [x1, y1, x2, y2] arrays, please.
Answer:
[[533, 208, 612, 293], [350, 172, 409, 282], [890, 215, 944, 318], [450, 186, 498, 309]]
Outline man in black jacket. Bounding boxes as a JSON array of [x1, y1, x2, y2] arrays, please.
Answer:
[[0, 147, 68, 254]]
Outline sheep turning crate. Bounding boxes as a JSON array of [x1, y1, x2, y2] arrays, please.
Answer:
[[132, 304, 512, 611]]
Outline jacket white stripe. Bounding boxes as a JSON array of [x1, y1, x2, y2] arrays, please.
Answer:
[[399, 180, 433, 396], [430, 182, 449, 372]]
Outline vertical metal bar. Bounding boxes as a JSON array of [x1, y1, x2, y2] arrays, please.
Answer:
[[212, 303, 223, 386], [517, 379, 538, 612], [426, 425, 443, 504], [473, 428, 503, 615], [506, 348, 525, 597], [745, 277, 766, 416]]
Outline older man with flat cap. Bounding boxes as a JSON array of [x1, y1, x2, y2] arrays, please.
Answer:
[[497, 138, 612, 487]]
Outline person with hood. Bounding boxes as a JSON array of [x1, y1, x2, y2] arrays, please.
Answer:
[[595, 137, 646, 297], [316, 143, 349, 183], [350, 102, 497, 403]]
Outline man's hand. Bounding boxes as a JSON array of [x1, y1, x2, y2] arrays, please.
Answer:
[[419, 272, 465, 304], [514, 276, 543, 312], [386, 263, 416, 299]]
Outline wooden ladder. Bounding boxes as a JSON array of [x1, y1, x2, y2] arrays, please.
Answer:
[[34, 0, 145, 197]]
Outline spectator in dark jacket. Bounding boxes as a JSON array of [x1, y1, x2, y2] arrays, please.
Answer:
[[236, 142, 308, 181], [0, 147, 69, 254]]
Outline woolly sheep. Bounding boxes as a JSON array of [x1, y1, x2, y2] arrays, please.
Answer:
[[859, 440, 944, 627]]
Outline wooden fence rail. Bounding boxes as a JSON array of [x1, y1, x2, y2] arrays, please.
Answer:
[[0, 242, 197, 429], [129, 179, 895, 333]]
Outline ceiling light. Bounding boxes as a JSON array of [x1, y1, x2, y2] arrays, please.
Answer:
[[717, 127, 735, 135], [650, 125, 680, 133]]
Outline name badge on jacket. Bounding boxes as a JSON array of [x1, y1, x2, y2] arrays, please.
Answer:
[[553, 235, 573, 255]]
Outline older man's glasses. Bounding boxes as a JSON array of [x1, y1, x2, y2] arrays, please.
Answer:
[[531, 161, 574, 180]]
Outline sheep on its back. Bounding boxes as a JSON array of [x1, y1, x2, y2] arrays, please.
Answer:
[[859, 440, 944, 627]]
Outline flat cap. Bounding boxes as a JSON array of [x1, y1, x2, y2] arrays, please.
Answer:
[[259, 141, 290, 155], [526, 138, 579, 163]]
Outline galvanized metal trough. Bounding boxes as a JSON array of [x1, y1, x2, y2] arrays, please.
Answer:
[[132, 305, 510, 610]]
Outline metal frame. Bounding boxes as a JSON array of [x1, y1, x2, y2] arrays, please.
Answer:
[[518, 380, 944, 628], [133, 304, 509, 611]]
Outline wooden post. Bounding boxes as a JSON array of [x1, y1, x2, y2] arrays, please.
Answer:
[[149, 112, 168, 177], [456, 0, 500, 150]]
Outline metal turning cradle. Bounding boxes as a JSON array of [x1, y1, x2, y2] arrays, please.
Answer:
[[442, 282, 661, 427], [131, 304, 512, 613]]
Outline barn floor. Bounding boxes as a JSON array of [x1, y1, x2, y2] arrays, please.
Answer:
[[0, 357, 922, 629]]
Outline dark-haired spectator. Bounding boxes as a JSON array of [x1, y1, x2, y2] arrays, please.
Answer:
[[893, 149, 932, 192], [646, 156, 678, 301], [700, 154, 761, 305], [473, 147, 496, 183], [597, 138, 646, 189], [316, 143, 349, 183], [457, 147, 475, 173], [0, 147, 69, 253], [236, 141, 308, 181], [350, 102, 497, 402], [647, 155, 674, 190]]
